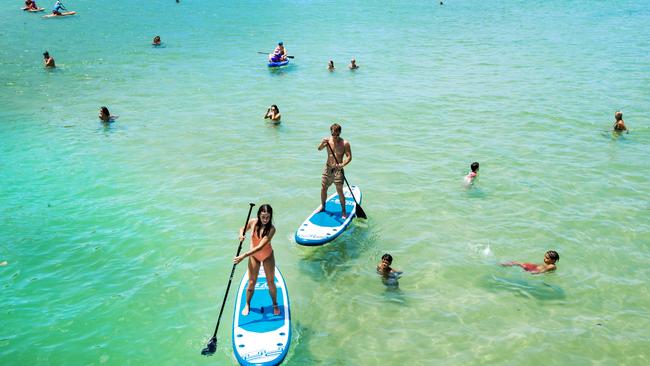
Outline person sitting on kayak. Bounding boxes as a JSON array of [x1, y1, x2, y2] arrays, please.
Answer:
[[269, 42, 287, 63], [51, 0, 66, 15]]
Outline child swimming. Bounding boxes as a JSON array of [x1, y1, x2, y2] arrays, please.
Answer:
[[501, 250, 559, 274], [464, 162, 479, 186], [377, 253, 401, 278]]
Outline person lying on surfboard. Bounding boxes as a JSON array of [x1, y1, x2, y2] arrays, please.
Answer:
[[51, 0, 66, 15], [268, 41, 287, 63], [318, 123, 352, 219], [501, 250, 559, 274], [24, 0, 39, 10], [233, 204, 281, 316]]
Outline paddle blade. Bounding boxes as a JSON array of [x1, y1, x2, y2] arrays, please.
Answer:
[[355, 204, 367, 219], [201, 337, 217, 356]]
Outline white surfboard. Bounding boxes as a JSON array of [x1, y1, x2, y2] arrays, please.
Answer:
[[295, 185, 361, 246], [232, 266, 290, 366]]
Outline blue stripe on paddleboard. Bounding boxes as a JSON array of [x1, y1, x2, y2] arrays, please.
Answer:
[[295, 186, 361, 246], [232, 267, 291, 366]]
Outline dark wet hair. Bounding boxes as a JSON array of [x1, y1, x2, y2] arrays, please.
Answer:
[[381, 253, 393, 264], [270, 104, 279, 112], [471, 162, 479, 172], [254, 204, 274, 238], [43, 51, 49, 57], [100, 106, 110, 116], [546, 250, 559, 262], [330, 123, 342, 133]]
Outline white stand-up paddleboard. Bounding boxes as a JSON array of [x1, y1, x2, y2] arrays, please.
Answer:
[[295, 185, 361, 246], [232, 266, 291, 366]]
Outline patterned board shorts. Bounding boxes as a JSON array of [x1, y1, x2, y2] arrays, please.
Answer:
[[322, 165, 344, 187]]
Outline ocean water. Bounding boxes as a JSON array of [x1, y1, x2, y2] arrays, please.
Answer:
[[1, 0, 650, 365]]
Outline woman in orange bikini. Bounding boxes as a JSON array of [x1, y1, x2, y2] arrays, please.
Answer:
[[233, 204, 280, 316]]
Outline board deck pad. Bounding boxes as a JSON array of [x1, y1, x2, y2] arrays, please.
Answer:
[[295, 185, 361, 246], [232, 266, 290, 366]]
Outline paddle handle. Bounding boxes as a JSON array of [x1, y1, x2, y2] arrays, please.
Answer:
[[210, 203, 255, 339]]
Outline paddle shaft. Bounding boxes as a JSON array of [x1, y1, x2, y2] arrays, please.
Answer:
[[257, 51, 294, 58], [209, 203, 255, 339], [325, 142, 366, 219]]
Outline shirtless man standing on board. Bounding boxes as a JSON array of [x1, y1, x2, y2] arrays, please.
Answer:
[[318, 123, 352, 218]]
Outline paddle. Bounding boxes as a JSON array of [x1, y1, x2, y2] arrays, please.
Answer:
[[325, 142, 367, 219], [257, 51, 295, 59], [201, 202, 256, 356]]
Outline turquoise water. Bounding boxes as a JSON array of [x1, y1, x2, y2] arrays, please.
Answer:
[[2, 0, 650, 364]]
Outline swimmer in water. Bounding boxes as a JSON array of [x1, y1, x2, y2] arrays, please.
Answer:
[[464, 162, 479, 186], [98, 106, 117, 123], [348, 58, 359, 70], [152, 36, 161, 46], [43, 51, 55, 68], [613, 111, 628, 133], [501, 250, 559, 274], [264, 104, 281, 123], [328, 60, 335, 71], [377, 253, 401, 277]]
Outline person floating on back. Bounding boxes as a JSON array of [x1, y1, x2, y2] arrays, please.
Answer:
[[328, 60, 335, 71], [613, 111, 628, 133], [233, 204, 281, 316], [264, 104, 281, 123], [43, 51, 55, 68], [51, 0, 66, 15], [152, 36, 161, 46], [501, 250, 559, 274], [464, 162, 479, 186], [318, 123, 352, 219], [269, 41, 287, 63], [348, 58, 359, 70]]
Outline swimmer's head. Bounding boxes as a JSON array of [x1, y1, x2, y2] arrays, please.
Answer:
[[278, 41, 283, 46], [43, 51, 49, 58], [381, 253, 393, 264], [471, 162, 479, 172], [615, 111, 623, 120], [545, 250, 559, 264]]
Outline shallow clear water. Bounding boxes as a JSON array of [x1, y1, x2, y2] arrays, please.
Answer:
[[1, 0, 650, 365]]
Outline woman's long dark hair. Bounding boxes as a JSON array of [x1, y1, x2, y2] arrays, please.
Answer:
[[254, 204, 274, 238]]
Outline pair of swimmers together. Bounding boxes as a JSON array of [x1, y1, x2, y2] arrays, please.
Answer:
[[376, 250, 559, 280], [327, 59, 359, 71]]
